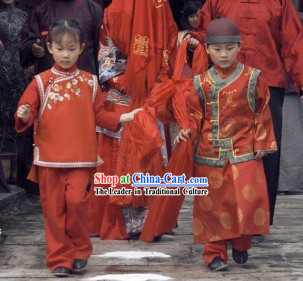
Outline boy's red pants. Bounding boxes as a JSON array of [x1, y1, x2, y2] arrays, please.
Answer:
[[38, 167, 93, 271], [203, 235, 252, 265]]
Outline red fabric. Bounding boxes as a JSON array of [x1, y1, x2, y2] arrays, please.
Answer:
[[38, 167, 93, 270], [139, 140, 192, 242], [105, 0, 178, 108], [197, 0, 303, 91], [139, 41, 208, 242], [203, 235, 252, 265], [192, 44, 208, 76]]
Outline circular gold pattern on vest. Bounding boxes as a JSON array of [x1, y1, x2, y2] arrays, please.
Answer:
[[220, 212, 233, 230], [193, 218, 204, 236], [255, 124, 267, 141], [243, 184, 256, 202], [237, 208, 243, 223], [231, 165, 239, 180], [254, 208, 266, 226], [199, 196, 213, 211], [209, 171, 223, 189]]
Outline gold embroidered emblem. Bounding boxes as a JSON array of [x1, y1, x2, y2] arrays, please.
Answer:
[[220, 212, 233, 230], [201, 75, 214, 86], [153, 0, 167, 8], [271, 141, 277, 150], [242, 184, 256, 202], [254, 208, 266, 226], [163, 49, 169, 69], [208, 171, 223, 188], [231, 165, 239, 180], [209, 235, 222, 242], [133, 34, 149, 57], [237, 208, 243, 223], [255, 124, 267, 140], [193, 218, 203, 236], [222, 89, 237, 108], [199, 196, 213, 211]]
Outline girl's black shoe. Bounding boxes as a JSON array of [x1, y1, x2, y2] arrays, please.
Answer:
[[73, 259, 88, 272], [53, 267, 72, 277]]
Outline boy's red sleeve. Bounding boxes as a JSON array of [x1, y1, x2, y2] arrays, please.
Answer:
[[93, 86, 122, 132], [15, 79, 40, 132], [254, 77, 277, 153]]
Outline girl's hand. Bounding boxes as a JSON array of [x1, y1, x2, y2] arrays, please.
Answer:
[[255, 151, 266, 159], [17, 104, 31, 124], [174, 129, 191, 144], [0, 40, 4, 51], [119, 108, 143, 123]]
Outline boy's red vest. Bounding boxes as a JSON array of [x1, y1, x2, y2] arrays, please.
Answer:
[[194, 62, 277, 167]]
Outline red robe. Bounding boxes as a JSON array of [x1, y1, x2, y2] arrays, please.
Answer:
[[104, 0, 178, 108], [87, 0, 179, 239], [197, 0, 303, 91]]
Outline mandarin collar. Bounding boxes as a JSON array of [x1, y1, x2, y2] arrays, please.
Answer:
[[51, 64, 79, 76], [214, 61, 238, 80]]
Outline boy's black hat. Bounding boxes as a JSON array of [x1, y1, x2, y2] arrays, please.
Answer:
[[206, 18, 241, 44]]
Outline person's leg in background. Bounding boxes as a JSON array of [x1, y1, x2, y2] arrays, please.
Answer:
[[263, 87, 285, 224]]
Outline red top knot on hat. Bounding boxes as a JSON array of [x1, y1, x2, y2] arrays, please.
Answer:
[[206, 18, 241, 44]]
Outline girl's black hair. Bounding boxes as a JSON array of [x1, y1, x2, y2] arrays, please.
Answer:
[[180, 0, 204, 30], [48, 19, 84, 45]]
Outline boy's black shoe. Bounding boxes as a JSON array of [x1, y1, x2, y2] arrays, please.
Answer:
[[53, 267, 72, 277], [208, 256, 228, 271], [73, 259, 88, 272], [232, 248, 248, 264]]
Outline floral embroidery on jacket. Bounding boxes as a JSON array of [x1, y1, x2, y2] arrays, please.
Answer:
[[45, 74, 94, 110]]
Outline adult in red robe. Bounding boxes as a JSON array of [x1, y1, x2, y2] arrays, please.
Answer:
[[87, 0, 179, 239]]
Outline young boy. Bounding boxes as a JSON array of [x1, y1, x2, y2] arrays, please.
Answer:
[[175, 18, 277, 271]]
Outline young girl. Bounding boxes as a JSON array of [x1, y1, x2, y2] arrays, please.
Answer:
[[15, 19, 141, 277], [175, 18, 277, 271]]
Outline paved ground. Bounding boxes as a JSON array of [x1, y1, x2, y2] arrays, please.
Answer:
[[0, 191, 303, 281]]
